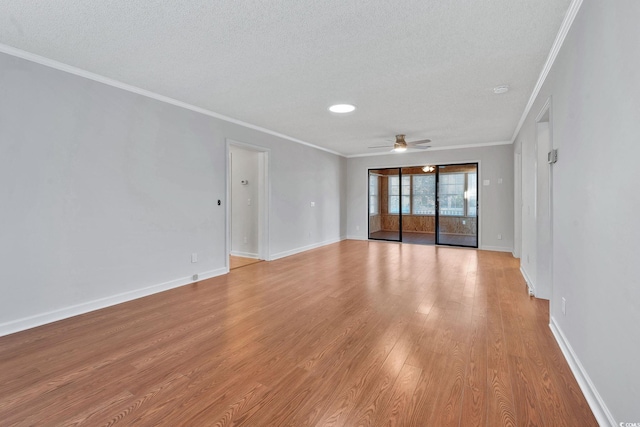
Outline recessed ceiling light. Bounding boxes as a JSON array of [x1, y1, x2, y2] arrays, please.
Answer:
[[493, 85, 510, 94], [328, 104, 356, 113]]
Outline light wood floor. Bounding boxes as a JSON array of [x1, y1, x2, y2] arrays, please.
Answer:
[[0, 240, 596, 426], [368, 231, 478, 247], [230, 255, 262, 270]]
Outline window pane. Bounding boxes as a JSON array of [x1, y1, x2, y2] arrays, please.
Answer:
[[401, 176, 410, 214], [369, 175, 378, 195], [467, 173, 477, 217], [401, 195, 410, 214], [389, 176, 399, 195], [369, 175, 379, 215], [439, 173, 465, 216], [412, 175, 435, 214], [389, 195, 400, 214], [388, 176, 409, 214]]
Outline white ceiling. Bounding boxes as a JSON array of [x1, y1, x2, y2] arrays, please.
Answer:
[[0, 1, 571, 156]]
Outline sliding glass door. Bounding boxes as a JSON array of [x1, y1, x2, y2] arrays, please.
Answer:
[[368, 168, 402, 242], [367, 163, 478, 248], [436, 163, 478, 247]]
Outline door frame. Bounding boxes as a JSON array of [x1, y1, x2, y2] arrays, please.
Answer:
[[367, 161, 480, 248], [435, 162, 479, 248], [367, 167, 403, 242], [226, 139, 271, 272], [534, 96, 553, 300]]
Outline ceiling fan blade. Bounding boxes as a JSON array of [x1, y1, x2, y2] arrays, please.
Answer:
[[407, 138, 432, 146], [368, 145, 392, 149], [411, 145, 431, 150]]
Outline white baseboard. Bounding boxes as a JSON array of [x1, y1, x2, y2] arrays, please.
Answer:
[[0, 267, 228, 338], [270, 236, 346, 260], [480, 245, 513, 252], [348, 238, 511, 252], [549, 317, 616, 426], [230, 251, 259, 259], [346, 234, 367, 241], [520, 265, 536, 297]]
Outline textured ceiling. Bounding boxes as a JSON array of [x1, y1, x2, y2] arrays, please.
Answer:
[[0, 1, 571, 156]]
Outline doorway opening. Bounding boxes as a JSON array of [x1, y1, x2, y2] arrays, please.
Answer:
[[534, 98, 553, 299], [227, 140, 270, 271], [368, 163, 478, 248]]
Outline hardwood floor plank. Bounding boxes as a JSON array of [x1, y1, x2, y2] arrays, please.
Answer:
[[460, 315, 488, 427], [373, 363, 422, 426], [425, 352, 467, 426], [312, 313, 409, 426], [509, 355, 546, 426], [406, 350, 449, 424], [485, 271, 518, 426], [0, 241, 597, 426], [340, 314, 424, 427]]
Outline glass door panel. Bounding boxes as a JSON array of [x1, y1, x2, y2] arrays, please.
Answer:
[[368, 168, 402, 242], [436, 163, 478, 247], [397, 166, 436, 245]]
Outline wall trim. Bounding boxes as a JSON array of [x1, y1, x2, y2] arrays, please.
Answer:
[[0, 43, 343, 158], [510, 0, 584, 142], [520, 265, 536, 297], [348, 237, 509, 253], [270, 236, 346, 261], [549, 317, 616, 426], [346, 140, 512, 158], [346, 235, 367, 241], [0, 267, 228, 338], [230, 251, 260, 259], [480, 245, 513, 253]]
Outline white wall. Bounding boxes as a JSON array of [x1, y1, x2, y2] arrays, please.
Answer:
[[229, 146, 260, 258], [220, 130, 347, 260], [0, 52, 346, 335], [513, 151, 522, 258], [513, 0, 640, 423], [346, 144, 514, 252], [347, 145, 513, 252]]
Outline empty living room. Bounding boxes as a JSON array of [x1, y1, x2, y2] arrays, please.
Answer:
[[1, 1, 638, 425]]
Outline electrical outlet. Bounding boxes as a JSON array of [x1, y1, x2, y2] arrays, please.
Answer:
[[310, 201, 315, 207], [191, 253, 198, 263], [192, 274, 199, 281], [562, 297, 566, 315], [243, 236, 248, 244], [356, 225, 360, 231], [498, 234, 502, 240], [247, 198, 251, 206]]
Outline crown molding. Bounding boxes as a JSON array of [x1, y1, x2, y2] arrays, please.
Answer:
[[0, 43, 344, 157], [510, 0, 584, 142], [346, 140, 512, 158]]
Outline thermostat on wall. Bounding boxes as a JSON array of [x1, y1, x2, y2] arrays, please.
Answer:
[[241, 180, 249, 185]]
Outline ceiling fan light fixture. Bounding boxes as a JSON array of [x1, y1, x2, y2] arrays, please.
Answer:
[[393, 134, 408, 152], [328, 104, 356, 113], [422, 165, 435, 172]]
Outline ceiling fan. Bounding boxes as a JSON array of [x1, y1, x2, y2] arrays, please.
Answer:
[[368, 134, 431, 152]]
